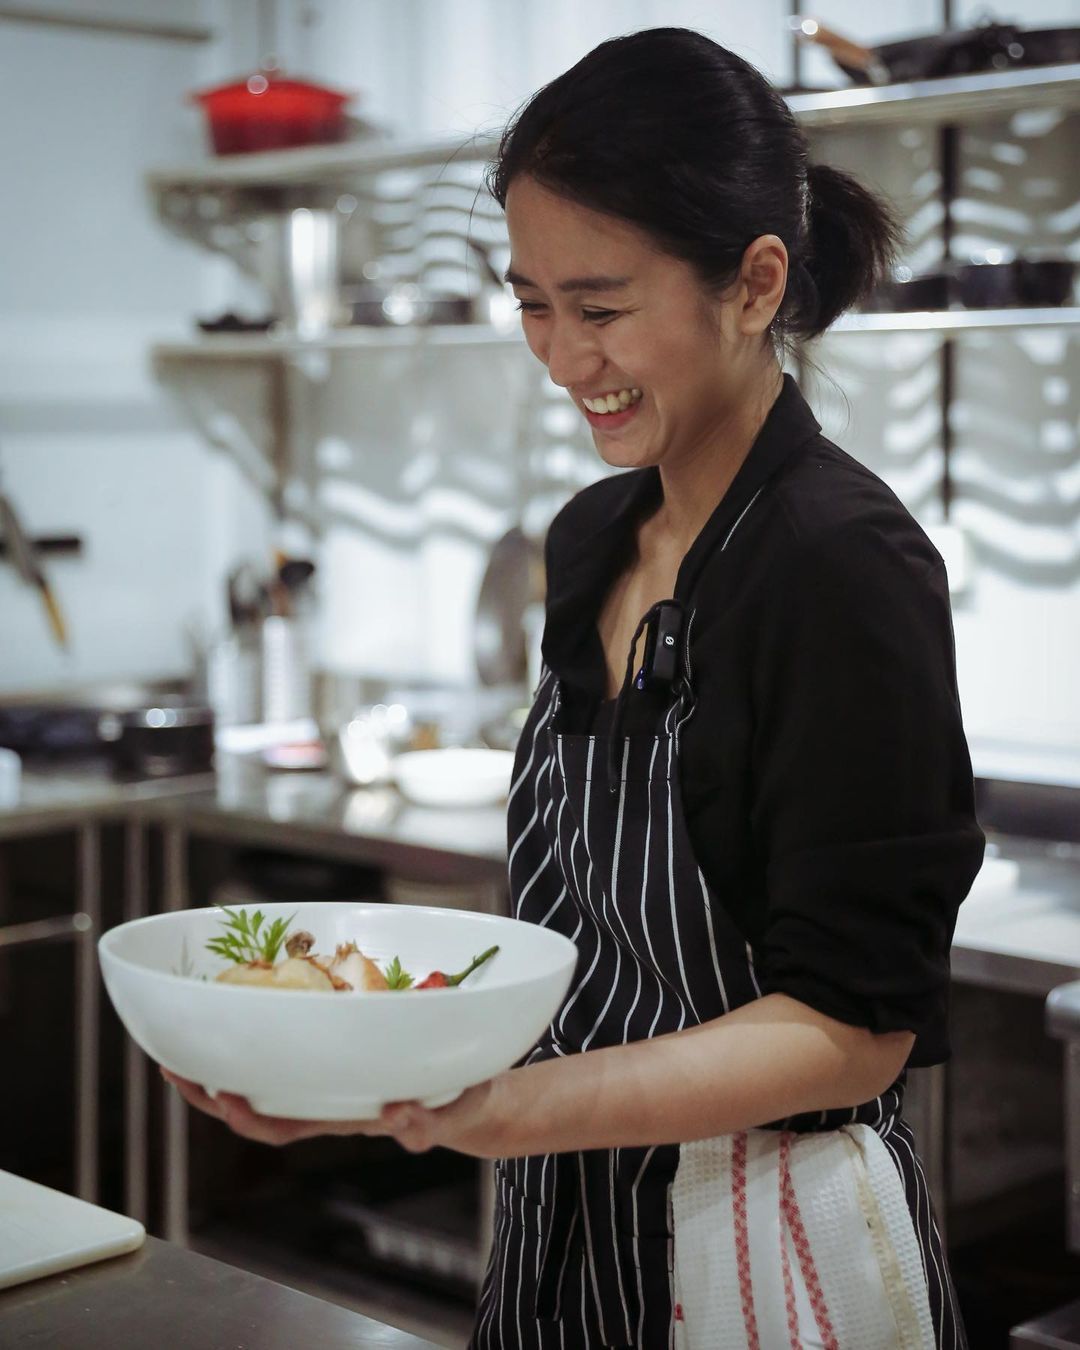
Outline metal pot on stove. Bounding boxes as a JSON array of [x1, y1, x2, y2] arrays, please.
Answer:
[[98, 704, 215, 779]]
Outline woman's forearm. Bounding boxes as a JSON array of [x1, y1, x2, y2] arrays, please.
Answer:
[[493, 993, 914, 1157]]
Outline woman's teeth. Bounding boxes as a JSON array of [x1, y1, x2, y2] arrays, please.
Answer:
[[583, 388, 642, 415]]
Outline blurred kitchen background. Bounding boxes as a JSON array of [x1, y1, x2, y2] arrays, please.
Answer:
[[1, 1, 1080, 1346]]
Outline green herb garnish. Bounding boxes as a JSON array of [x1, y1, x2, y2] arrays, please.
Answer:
[[383, 956, 414, 990], [206, 907, 296, 966]]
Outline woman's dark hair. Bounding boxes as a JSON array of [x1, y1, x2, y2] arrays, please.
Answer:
[[487, 28, 902, 343]]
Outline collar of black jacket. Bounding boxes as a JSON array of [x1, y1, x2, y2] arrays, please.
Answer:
[[541, 373, 822, 694]]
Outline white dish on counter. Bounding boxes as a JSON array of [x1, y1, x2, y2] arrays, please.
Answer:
[[99, 902, 575, 1121], [391, 748, 515, 808]]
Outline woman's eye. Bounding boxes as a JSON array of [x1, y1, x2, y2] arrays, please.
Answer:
[[514, 301, 620, 327]]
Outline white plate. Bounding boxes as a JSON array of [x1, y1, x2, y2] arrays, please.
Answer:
[[391, 748, 515, 808], [99, 902, 576, 1120]]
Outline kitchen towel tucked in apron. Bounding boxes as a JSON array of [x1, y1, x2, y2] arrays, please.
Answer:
[[672, 1125, 936, 1350]]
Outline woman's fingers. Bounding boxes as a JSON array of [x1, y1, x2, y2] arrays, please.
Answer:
[[158, 1065, 441, 1150], [160, 1072, 406, 1145], [380, 1102, 436, 1153], [160, 1068, 226, 1120], [212, 1094, 327, 1146]]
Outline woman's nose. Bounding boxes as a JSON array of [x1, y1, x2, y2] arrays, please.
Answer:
[[536, 320, 603, 390]]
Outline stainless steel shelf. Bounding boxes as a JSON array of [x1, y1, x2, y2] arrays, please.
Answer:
[[147, 135, 501, 193], [146, 64, 1080, 196], [152, 325, 523, 362], [788, 61, 1080, 129], [152, 308, 1080, 362], [830, 306, 1080, 334]]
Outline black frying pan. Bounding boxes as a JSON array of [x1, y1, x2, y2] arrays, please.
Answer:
[[867, 259, 1076, 313], [792, 17, 1080, 87]]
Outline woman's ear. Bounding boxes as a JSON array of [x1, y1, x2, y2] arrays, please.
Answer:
[[737, 234, 788, 336]]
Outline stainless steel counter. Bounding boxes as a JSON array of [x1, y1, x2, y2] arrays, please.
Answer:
[[148, 752, 509, 879], [0, 1236, 443, 1349], [5, 755, 508, 879], [8, 759, 1078, 983], [953, 835, 1080, 997]]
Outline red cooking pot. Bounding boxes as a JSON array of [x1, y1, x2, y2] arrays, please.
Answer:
[[192, 71, 353, 155]]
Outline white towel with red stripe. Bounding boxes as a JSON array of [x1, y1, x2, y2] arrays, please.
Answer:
[[672, 1125, 936, 1350]]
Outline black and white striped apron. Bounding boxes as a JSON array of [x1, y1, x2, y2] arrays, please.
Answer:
[[471, 548, 966, 1350]]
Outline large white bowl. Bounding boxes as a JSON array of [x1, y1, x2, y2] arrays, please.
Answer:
[[99, 902, 576, 1120]]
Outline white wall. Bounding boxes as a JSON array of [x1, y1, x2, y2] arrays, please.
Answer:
[[0, 0, 279, 692]]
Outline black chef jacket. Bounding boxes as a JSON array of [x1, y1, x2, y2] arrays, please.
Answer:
[[540, 374, 985, 1066]]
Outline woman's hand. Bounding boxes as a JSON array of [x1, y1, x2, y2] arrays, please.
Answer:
[[159, 1067, 512, 1157]]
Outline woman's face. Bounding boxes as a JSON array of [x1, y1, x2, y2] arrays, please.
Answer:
[[504, 175, 773, 473]]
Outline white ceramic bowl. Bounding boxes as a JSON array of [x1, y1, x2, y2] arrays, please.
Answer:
[[391, 748, 515, 808], [99, 902, 576, 1120]]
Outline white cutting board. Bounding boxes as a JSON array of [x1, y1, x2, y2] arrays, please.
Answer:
[[0, 1170, 145, 1290]]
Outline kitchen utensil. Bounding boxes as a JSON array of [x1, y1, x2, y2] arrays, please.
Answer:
[[0, 681, 194, 762], [206, 634, 260, 727], [468, 240, 519, 330], [0, 487, 68, 649], [197, 312, 275, 334], [270, 556, 316, 619], [278, 557, 316, 595], [791, 16, 1080, 87], [0, 1170, 144, 1290], [97, 704, 215, 779], [953, 258, 1075, 309], [865, 258, 1076, 313], [261, 615, 311, 723], [0, 748, 20, 808], [474, 527, 545, 687], [255, 206, 348, 336], [866, 267, 951, 312], [337, 703, 413, 787], [227, 562, 264, 630], [191, 73, 352, 155], [342, 281, 474, 327], [98, 901, 577, 1119], [391, 748, 515, 808]]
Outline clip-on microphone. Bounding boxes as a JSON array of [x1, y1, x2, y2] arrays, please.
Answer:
[[634, 601, 683, 691]]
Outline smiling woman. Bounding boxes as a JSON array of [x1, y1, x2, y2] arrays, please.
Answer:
[[503, 174, 791, 476], [165, 26, 984, 1350]]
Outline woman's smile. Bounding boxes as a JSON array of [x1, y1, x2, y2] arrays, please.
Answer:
[[580, 387, 644, 431]]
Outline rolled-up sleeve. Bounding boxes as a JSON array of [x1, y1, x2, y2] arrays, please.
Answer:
[[750, 523, 985, 1059]]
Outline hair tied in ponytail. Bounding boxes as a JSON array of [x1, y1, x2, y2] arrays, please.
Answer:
[[797, 162, 904, 338]]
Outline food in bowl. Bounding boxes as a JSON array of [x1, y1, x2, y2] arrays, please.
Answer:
[[206, 906, 499, 992], [98, 902, 577, 1119]]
